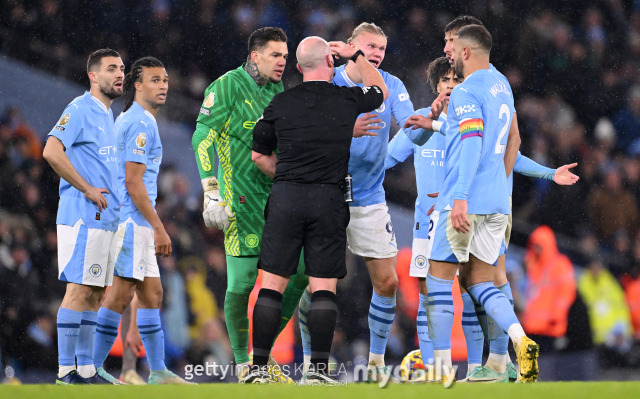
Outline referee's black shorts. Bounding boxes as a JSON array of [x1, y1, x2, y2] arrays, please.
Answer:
[[258, 181, 350, 279]]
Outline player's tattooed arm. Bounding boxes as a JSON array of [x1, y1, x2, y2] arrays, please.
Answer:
[[245, 60, 268, 86]]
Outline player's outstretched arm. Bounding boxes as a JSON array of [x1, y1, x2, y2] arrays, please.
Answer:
[[386, 131, 414, 169], [43, 136, 109, 211], [553, 163, 580, 185], [125, 161, 172, 257], [514, 153, 579, 185]]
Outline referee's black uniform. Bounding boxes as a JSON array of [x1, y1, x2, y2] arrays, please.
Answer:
[[252, 81, 384, 279]]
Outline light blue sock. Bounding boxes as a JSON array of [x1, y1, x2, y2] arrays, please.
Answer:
[[368, 291, 396, 355], [93, 307, 121, 368], [57, 307, 82, 367], [138, 308, 165, 371], [425, 274, 454, 350], [461, 293, 484, 365], [489, 283, 513, 355], [475, 301, 488, 338], [298, 289, 312, 357], [468, 282, 519, 335], [417, 294, 434, 364], [76, 311, 98, 366]]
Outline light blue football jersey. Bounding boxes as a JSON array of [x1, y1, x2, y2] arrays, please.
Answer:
[[48, 92, 120, 231], [386, 107, 446, 239], [115, 101, 162, 228], [437, 68, 515, 214], [333, 64, 415, 207]]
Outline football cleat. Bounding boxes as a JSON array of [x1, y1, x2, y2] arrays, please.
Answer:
[[148, 368, 196, 385], [55, 370, 90, 385], [517, 336, 539, 383], [95, 367, 125, 385], [239, 367, 273, 384], [460, 366, 508, 383], [247, 350, 294, 384], [121, 369, 146, 385], [300, 371, 341, 386], [506, 362, 518, 382]]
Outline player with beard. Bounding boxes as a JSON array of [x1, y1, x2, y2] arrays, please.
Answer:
[[438, 16, 578, 383], [192, 27, 307, 381], [425, 24, 541, 385], [43, 49, 124, 384]]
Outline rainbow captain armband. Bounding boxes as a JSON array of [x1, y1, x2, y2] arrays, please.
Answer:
[[460, 118, 484, 140]]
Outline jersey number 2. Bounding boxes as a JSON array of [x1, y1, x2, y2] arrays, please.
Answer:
[[494, 103, 511, 154]]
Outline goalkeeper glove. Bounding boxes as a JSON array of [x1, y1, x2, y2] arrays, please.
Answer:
[[202, 177, 232, 230]]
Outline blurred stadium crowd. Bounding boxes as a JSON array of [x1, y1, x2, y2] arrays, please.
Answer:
[[1, 0, 640, 381]]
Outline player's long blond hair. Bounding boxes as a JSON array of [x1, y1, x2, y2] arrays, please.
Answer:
[[347, 22, 386, 44]]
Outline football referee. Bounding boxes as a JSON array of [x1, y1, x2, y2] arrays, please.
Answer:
[[243, 36, 388, 385]]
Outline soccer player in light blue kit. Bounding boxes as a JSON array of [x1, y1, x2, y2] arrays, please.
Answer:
[[385, 57, 461, 369], [297, 23, 432, 382], [438, 16, 579, 383], [91, 57, 192, 385], [426, 25, 540, 384], [43, 49, 124, 384]]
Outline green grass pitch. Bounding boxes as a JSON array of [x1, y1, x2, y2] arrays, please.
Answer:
[[2, 382, 640, 399]]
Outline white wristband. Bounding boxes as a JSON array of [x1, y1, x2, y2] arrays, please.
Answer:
[[432, 120, 443, 133]]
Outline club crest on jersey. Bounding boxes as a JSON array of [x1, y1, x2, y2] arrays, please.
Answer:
[[89, 264, 102, 278], [415, 255, 427, 269], [136, 133, 147, 148], [203, 92, 215, 108], [375, 102, 386, 113], [245, 234, 259, 248], [59, 113, 70, 125]]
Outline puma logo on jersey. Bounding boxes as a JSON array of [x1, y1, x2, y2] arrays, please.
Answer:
[[244, 99, 254, 109]]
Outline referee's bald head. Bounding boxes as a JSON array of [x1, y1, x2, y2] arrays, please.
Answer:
[[296, 36, 331, 72]]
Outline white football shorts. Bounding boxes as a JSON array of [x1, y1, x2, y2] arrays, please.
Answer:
[[429, 210, 508, 265], [113, 218, 160, 281], [57, 220, 116, 287], [346, 203, 398, 259]]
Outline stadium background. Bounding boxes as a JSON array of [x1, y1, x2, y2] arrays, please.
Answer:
[[1, 0, 640, 383]]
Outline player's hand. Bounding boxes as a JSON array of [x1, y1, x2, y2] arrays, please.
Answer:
[[153, 226, 172, 257], [428, 90, 451, 120], [124, 329, 143, 357], [427, 192, 439, 216], [203, 190, 232, 230], [451, 199, 470, 233], [553, 163, 580, 185], [329, 41, 356, 59], [353, 113, 382, 137], [84, 186, 109, 212], [404, 115, 434, 131]]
